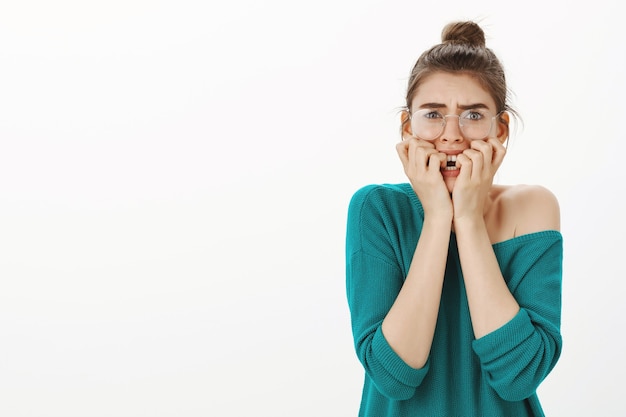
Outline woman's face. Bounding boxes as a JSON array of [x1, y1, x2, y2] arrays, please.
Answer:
[[404, 72, 508, 192]]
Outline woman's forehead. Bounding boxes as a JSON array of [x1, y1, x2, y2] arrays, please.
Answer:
[[411, 72, 496, 110]]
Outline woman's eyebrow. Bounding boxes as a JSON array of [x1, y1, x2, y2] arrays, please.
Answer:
[[417, 102, 446, 109], [458, 103, 490, 110]]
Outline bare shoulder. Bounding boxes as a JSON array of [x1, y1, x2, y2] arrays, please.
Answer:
[[492, 184, 561, 237]]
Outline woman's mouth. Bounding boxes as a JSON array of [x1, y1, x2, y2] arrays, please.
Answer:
[[443, 154, 458, 171]]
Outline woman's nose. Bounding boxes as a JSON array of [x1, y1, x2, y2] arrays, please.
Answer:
[[440, 115, 463, 142]]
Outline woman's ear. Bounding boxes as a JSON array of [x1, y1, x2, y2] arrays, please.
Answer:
[[400, 110, 413, 140], [496, 112, 510, 144]]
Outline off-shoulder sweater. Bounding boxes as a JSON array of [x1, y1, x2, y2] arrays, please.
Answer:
[[345, 183, 563, 417]]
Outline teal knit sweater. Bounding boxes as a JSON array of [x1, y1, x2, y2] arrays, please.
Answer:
[[346, 183, 563, 417]]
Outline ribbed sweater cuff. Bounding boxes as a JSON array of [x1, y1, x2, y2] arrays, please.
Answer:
[[472, 308, 535, 359], [372, 326, 429, 386]]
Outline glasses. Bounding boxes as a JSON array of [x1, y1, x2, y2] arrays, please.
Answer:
[[409, 108, 502, 141]]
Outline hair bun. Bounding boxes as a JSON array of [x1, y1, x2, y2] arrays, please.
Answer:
[[441, 21, 485, 47]]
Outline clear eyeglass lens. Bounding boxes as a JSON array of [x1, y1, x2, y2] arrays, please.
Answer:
[[411, 109, 494, 140]]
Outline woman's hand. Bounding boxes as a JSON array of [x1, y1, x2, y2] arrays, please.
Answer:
[[452, 138, 506, 222], [396, 137, 453, 220]]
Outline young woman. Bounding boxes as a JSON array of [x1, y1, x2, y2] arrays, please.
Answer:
[[345, 21, 563, 416]]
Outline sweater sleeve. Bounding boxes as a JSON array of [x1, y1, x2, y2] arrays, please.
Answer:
[[472, 232, 563, 401], [345, 185, 429, 400]]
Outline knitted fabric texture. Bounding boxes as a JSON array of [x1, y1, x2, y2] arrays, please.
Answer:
[[345, 183, 563, 417]]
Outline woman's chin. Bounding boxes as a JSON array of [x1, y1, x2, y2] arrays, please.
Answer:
[[443, 175, 456, 194]]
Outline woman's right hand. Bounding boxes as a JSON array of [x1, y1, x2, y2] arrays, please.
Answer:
[[396, 136, 453, 220]]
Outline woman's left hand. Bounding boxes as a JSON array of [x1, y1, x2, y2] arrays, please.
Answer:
[[451, 138, 506, 222]]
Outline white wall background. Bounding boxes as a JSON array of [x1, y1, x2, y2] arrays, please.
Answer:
[[0, 1, 623, 416]]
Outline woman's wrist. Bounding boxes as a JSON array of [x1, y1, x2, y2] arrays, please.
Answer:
[[452, 214, 487, 236], [423, 211, 454, 228]]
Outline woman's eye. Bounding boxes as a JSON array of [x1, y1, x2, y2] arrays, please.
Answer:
[[464, 111, 484, 120], [424, 111, 443, 119]]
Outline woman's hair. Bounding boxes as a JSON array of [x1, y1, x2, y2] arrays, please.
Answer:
[[402, 21, 518, 133]]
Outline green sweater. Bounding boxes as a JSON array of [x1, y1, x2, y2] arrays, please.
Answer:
[[345, 183, 563, 417]]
